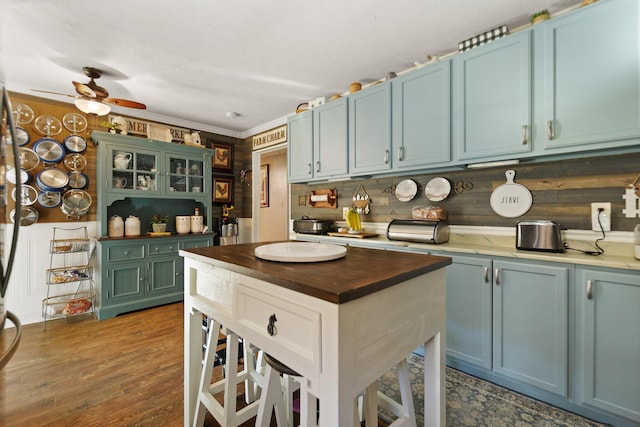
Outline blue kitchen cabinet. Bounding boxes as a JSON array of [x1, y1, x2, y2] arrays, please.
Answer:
[[97, 236, 213, 320], [349, 82, 392, 175], [493, 259, 569, 397], [287, 111, 314, 182], [392, 61, 452, 171], [453, 30, 533, 162], [537, 0, 640, 153], [314, 98, 349, 180], [575, 267, 640, 424], [287, 100, 348, 182], [442, 254, 492, 370]]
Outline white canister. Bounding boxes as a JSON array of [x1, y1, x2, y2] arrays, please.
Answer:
[[190, 215, 203, 233], [108, 215, 124, 237], [176, 215, 191, 234], [125, 215, 141, 236]]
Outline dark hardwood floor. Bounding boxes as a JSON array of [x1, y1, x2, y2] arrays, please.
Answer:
[[0, 303, 385, 427]]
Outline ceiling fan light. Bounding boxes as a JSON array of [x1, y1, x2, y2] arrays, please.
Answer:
[[74, 98, 111, 116]]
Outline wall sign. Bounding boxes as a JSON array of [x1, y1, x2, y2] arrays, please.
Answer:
[[252, 125, 287, 150], [108, 115, 189, 143]]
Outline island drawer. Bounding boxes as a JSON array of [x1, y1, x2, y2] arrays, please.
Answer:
[[235, 285, 322, 372]]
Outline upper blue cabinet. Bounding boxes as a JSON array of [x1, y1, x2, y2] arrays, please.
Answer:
[[349, 82, 393, 176], [392, 61, 452, 171], [536, 0, 640, 152], [453, 30, 533, 162], [314, 98, 349, 180], [287, 110, 314, 183]]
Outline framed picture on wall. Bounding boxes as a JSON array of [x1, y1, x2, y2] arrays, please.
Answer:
[[213, 176, 233, 203], [260, 164, 269, 207], [212, 143, 233, 171]]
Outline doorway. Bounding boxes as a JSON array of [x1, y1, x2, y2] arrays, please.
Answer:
[[252, 145, 288, 242]]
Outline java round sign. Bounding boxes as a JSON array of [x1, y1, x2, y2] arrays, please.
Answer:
[[490, 170, 532, 218]]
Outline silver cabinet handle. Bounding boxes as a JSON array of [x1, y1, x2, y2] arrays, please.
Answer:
[[495, 268, 500, 285], [586, 280, 593, 300], [316, 161, 320, 173], [522, 125, 528, 145], [398, 146, 405, 162], [483, 267, 489, 283], [384, 149, 390, 164], [307, 163, 312, 175], [546, 120, 555, 140]]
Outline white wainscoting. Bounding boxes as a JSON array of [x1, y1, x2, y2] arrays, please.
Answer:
[[3, 221, 99, 326]]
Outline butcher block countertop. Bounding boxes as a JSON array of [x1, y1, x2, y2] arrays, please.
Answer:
[[180, 241, 451, 304]]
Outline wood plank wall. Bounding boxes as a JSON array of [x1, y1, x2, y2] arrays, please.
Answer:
[[7, 92, 243, 226], [291, 152, 640, 232]]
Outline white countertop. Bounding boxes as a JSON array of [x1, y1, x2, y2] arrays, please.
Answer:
[[292, 224, 640, 271]]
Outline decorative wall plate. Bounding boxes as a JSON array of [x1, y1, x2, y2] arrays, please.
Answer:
[[395, 179, 418, 202], [425, 177, 452, 201]]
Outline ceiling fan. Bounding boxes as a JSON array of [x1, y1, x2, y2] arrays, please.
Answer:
[[33, 66, 146, 116]]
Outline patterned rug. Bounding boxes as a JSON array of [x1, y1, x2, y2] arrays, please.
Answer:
[[378, 354, 608, 427]]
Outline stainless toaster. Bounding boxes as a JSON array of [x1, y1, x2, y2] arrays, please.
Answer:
[[516, 220, 565, 252]]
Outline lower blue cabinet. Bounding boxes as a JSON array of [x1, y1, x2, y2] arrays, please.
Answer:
[[492, 260, 569, 397], [575, 267, 640, 424], [98, 235, 213, 319]]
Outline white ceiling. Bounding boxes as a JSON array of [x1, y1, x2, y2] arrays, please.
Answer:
[[1, 0, 582, 138]]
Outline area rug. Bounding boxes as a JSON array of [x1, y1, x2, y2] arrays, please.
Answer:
[[378, 354, 608, 427]]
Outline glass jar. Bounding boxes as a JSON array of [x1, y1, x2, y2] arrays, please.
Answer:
[[634, 224, 640, 260]]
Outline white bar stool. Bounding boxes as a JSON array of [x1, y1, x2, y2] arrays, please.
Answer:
[[255, 353, 318, 427], [193, 318, 263, 427], [360, 358, 417, 427]]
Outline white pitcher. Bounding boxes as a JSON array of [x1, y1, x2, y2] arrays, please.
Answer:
[[114, 152, 132, 169]]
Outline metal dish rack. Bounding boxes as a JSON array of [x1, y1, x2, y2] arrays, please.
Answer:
[[42, 226, 95, 328]]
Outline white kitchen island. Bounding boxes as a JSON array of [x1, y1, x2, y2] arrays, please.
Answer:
[[181, 241, 451, 426]]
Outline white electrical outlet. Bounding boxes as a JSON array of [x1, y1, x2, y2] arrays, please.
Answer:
[[591, 202, 611, 232]]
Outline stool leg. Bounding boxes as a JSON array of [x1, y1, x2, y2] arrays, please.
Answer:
[[362, 382, 378, 427], [193, 318, 221, 427], [397, 359, 416, 424], [298, 377, 318, 427], [256, 365, 288, 427]]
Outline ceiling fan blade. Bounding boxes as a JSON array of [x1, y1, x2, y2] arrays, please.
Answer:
[[32, 89, 78, 98], [72, 81, 97, 98], [104, 98, 146, 109]]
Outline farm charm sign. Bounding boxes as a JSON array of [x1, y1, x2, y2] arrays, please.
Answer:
[[252, 125, 287, 150]]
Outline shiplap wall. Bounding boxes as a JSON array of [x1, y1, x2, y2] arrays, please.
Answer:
[[291, 152, 640, 232]]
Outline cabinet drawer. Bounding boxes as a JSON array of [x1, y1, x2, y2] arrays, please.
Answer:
[[107, 245, 145, 262], [235, 285, 321, 372], [149, 241, 179, 256], [182, 238, 212, 250]]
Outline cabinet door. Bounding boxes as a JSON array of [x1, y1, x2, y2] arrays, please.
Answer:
[[166, 154, 205, 196], [392, 61, 451, 170], [313, 98, 348, 179], [148, 256, 182, 295], [493, 260, 569, 397], [575, 268, 640, 422], [103, 261, 145, 302], [454, 31, 532, 161], [349, 82, 392, 175], [444, 255, 492, 369], [541, 0, 640, 150], [288, 111, 314, 182], [107, 145, 160, 195]]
